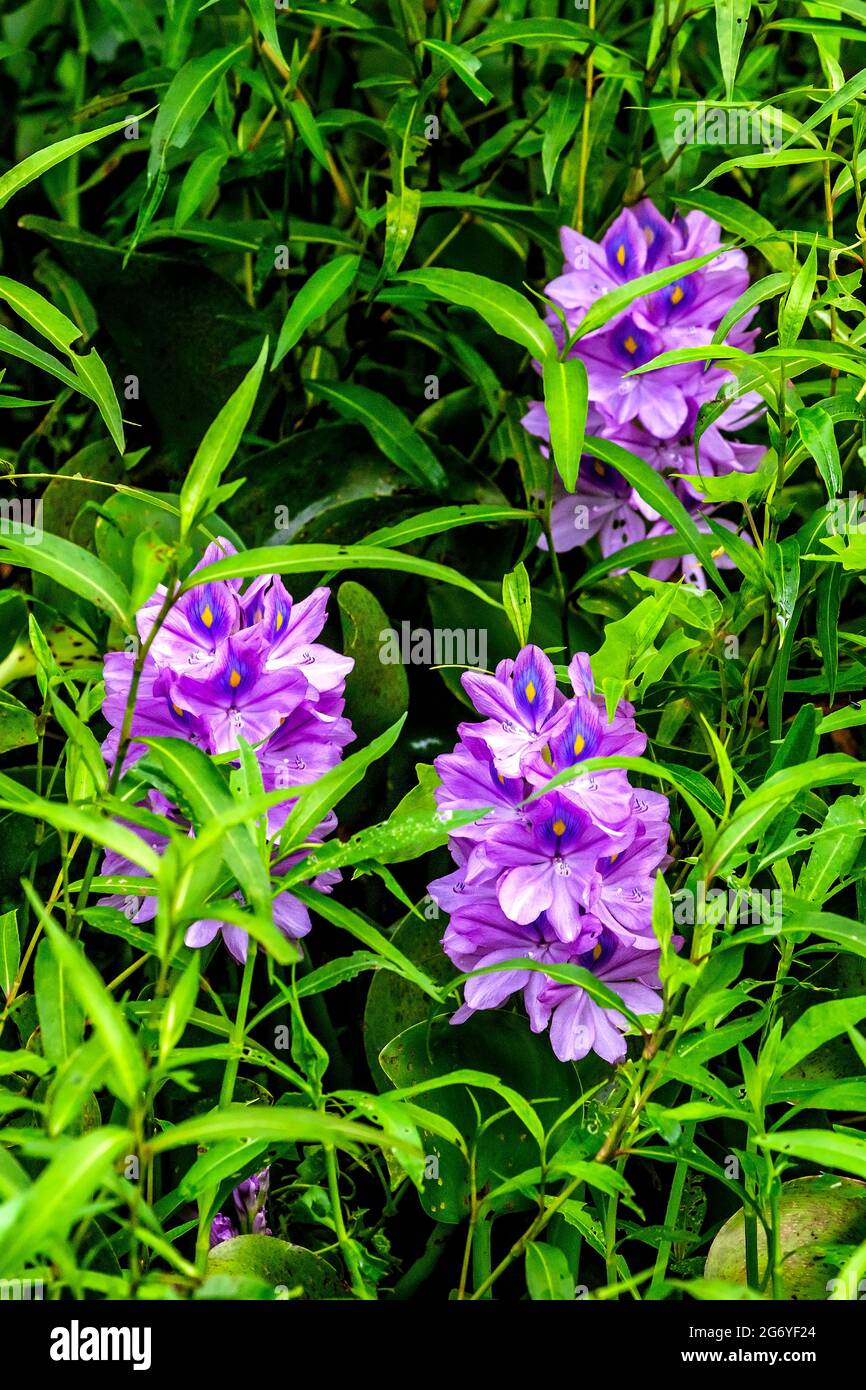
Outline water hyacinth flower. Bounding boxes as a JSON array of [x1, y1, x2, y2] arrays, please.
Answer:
[[523, 198, 765, 587], [429, 645, 675, 1064], [210, 1168, 272, 1247], [98, 539, 355, 961]]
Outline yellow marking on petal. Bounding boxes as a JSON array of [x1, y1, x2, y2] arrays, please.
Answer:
[[593, 941, 603, 960], [201, 604, 214, 629], [525, 680, 536, 703], [541, 744, 554, 766], [616, 244, 626, 267], [172, 703, 184, 716], [623, 335, 638, 354], [552, 818, 566, 836], [671, 284, 684, 305], [275, 610, 284, 632], [229, 669, 242, 689], [573, 734, 585, 756], [610, 852, 619, 863], [593, 460, 606, 477], [497, 773, 505, 784]]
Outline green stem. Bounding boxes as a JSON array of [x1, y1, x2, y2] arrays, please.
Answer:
[[195, 946, 257, 1271], [648, 1119, 696, 1297], [219, 944, 257, 1108], [325, 1144, 373, 1299], [472, 1212, 493, 1298]]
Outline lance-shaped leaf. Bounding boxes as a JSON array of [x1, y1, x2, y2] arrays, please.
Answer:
[[583, 435, 728, 592], [0, 113, 139, 210], [304, 380, 447, 492], [272, 256, 359, 368], [542, 355, 588, 490], [0, 531, 131, 627], [184, 541, 503, 608], [28, 887, 146, 1109], [140, 737, 271, 917], [395, 268, 555, 360], [180, 338, 268, 534], [0, 1127, 131, 1277], [715, 0, 751, 103]]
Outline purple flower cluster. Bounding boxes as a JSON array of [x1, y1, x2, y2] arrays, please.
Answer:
[[428, 645, 673, 1064], [523, 199, 765, 588], [98, 539, 355, 962], [210, 1168, 272, 1247]]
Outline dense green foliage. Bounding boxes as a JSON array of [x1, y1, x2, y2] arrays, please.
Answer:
[[1, 0, 866, 1303]]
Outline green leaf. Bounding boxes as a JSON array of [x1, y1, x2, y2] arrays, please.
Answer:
[[0, 775, 163, 870], [0, 1128, 131, 1277], [569, 248, 726, 343], [758, 1129, 866, 1180], [362, 503, 533, 549], [816, 564, 842, 703], [0, 275, 81, 352], [698, 149, 844, 189], [0, 909, 19, 1002], [0, 530, 130, 627], [381, 185, 421, 282], [542, 355, 588, 491], [246, 0, 286, 64], [502, 563, 532, 648], [466, 19, 612, 53], [147, 1103, 411, 1155], [148, 44, 246, 182], [280, 716, 407, 852], [291, 889, 443, 1000], [583, 435, 727, 591], [779, 67, 866, 150], [525, 1241, 575, 1300], [159, 954, 201, 1063], [174, 146, 229, 229], [542, 77, 582, 195], [798, 404, 842, 496], [31, 892, 145, 1108], [0, 906, 18, 1006], [700, 715, 734, 817], [337, 581, 408, 744], [206, 1234, 345, 1298], [48, 1034, 109, 1136], [715, 0, 751, 103], [0, 114, 137, 211], [34, 938, 84, 1065], [705, 756, 866, 877], [421, 39, 493, 104], [676, 190, 794, 272], [71, 348, 126, 454], [712, 272, 790, 346], [290, 99, 330, 173], [140, 737, 271, 917], [0, 324, 83, 394], [395, 268, 554, 360], [304, 380, 447, 493], [180, 338, 268, 534], [778, 242, 817, 348], [186, 543, 502, 610], [272, 256, 359, 368], [0, 277, 125, 451], [0, 689, 37, 754], [775, 998, 866, 1078]]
